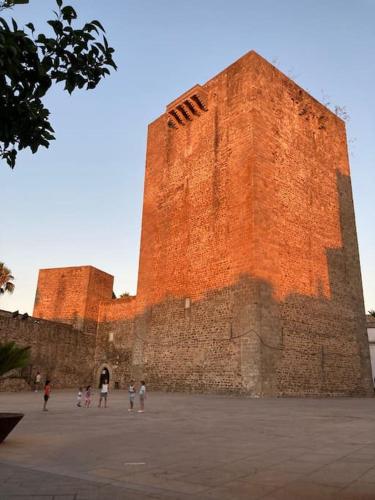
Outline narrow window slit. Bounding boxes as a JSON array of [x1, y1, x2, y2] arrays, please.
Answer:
[[170, 110, 184, 126], [191, 94, 207, 111], [184, 99, 199, 116], [167, 119, 178, 129], [177, 104, 192, 121]]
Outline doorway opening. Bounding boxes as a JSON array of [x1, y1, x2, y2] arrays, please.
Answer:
[[99, 367, 110, 388]]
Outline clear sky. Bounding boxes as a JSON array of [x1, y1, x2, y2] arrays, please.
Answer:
[[1, 0, 374, 314]]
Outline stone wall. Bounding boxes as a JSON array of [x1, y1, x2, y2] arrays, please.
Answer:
[[123, 51, 372, 396], [29, 51, 373, 396], [93, 297, 136, 388], [0, 310, 95, 390]]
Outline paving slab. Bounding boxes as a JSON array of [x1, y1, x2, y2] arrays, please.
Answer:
[[1, 390, 375, 499]]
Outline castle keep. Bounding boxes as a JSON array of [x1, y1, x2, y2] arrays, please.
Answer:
[[28, 51, 372, 395]]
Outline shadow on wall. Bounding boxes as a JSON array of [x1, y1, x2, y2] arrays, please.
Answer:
[[95, 172, 372, 396]]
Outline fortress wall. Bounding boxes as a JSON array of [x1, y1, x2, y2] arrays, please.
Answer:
[[29, 51, 372, 396], [131, 52, 262, 393], [126, 52, 372, 395], [136, 56, 257, 310], [0, 310, 95, 390], [93, 297, 137, 388], [98, 296, 137, 323], [247, 55, 372, 395]]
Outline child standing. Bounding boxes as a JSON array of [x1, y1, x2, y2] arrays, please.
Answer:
[[84, 385, 92, 408], [34, 371, 41, 392], [76, 387, 83, 407], [138, 381, 146, 413], [128, 380, 136, 411], [98, 380, 109, 408], [42, 380, 51, 411]]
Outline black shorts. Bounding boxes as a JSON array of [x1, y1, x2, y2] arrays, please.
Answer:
[[44, 395, 49, 402]]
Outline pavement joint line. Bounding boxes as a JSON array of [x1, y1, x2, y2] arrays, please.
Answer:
[[326, 461, 375, 494], [0, 459, 206, 499], [298, 444, 375, 482]]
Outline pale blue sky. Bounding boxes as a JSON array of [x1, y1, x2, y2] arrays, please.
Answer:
[[1, 0, 374, 314]]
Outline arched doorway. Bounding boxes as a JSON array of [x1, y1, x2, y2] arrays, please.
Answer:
[[99, 367, 110, 388]]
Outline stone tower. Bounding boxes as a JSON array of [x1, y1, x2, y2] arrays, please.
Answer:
[[128, 50, 372, 395], [34, 266, 113, 334], [35, 51, 373, 396]]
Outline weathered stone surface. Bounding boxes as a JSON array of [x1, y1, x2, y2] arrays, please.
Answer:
[[33, 266, 113, 334], [0, 310, 94, 389], [9, 50, 372, 396]]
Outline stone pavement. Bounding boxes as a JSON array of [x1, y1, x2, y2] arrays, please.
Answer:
[[1, 390, 375, 499]]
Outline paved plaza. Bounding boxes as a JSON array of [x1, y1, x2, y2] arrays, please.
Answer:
[[1, 390, 375, 499]]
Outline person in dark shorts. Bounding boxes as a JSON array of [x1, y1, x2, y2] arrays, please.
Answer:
[[43, 380, 51, 411], [128, 380, 136, 411]]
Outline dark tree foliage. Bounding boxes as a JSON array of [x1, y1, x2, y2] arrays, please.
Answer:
[[0, 0, 117, 168]]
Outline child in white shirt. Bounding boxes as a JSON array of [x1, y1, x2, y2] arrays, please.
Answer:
[[138, 381, 146, 413], [76, 387, 82, 407]]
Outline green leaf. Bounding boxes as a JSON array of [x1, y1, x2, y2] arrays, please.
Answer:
[[91, 20, 105, 32], [61, 5, 77, 24], [47, 20, 63, 35], [0, 18, 10, 30], [0, 1, 116, 169], [26, 22, 35, 33]]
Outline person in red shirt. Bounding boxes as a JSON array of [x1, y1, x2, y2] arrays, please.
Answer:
[[43, 380, 51, 411]]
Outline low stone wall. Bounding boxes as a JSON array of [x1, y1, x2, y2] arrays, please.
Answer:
[[0, 310, 95, 390], [0, 376, 30, 392]]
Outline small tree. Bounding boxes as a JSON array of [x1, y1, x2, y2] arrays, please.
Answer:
[[369, 310, 375, 319], [0, 262, 15, 295], [0, 341, 30, 377], [0, 0, 117, 168]]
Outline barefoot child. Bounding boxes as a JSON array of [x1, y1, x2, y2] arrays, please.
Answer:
[[128, 380, 136, 411], [43, 380, 51, 411], [138, 381, 146, 413], [84, 385, 92, 408]]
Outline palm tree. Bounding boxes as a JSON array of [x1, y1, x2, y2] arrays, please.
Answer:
[[0, 342, 30, 377], [0, 262, 15, 295]]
